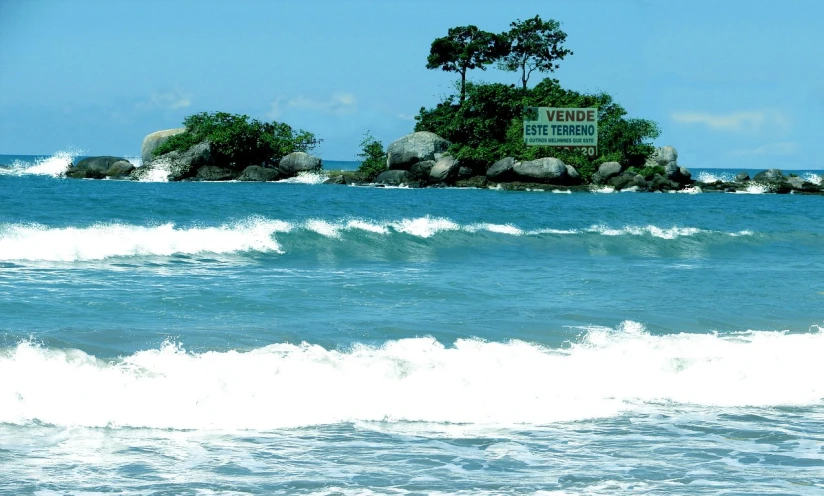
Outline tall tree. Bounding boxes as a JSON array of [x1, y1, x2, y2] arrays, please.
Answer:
[[426, 25, 509, 105], [499, 16, 572, 91]]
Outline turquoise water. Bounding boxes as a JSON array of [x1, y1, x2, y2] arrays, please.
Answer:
[[1, 154, 823, 494]]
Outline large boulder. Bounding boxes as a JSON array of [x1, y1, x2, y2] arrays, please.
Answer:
[[279, 152, 322, 177], [664, 163, 693, 184], [651, 146, 678, 167], [598, 162, 622, 180], [513, 157, 576, 184], [68, 156, 135, 179], [238, 165, 280, 182], [375, 169, 409, 185], [486, 157, 516, 182], [429, 156, 460, 183], [141, 128, 185, 165], [735, 171, 750, 182], [386, 132, 450, 170], [165, 141, 214, 181], [753, 169, 784, 182]]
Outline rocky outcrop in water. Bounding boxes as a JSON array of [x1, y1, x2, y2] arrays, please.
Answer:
[[67, 156, 135, 179]]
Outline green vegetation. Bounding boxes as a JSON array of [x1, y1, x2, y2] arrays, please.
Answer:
[[417, 16, 660, 178], [626, 165, 666, 180], [153, 112, 320, 169], [356, 132, 387, 181]]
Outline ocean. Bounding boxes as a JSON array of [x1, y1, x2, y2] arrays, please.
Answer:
[[1, 152, 823, 495]]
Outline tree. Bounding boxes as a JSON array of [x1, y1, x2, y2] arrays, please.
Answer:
[[499, 16, 572, 91], [356, 131, 387, 181], [426, 25, 509, 104]]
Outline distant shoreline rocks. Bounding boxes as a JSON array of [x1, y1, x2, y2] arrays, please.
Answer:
[[62, 129, 824, 194]]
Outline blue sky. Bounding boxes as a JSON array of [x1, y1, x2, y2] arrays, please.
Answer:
[[0, 0, 821, 168]]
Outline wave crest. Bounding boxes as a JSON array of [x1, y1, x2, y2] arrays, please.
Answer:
[[2, 324, 822, 429]]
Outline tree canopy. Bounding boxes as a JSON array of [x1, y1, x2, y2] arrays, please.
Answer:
[[499, 16, 572, 91], [153, 112, 320, 170], [426, 25, 509, 104]]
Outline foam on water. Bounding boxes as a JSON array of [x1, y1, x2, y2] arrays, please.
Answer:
[[0, 149, 82, 177], [0, 217, 757, 261], [2, 322, 822, 430], [733, 183, 771, 194], [276, 171, 328, 185], [696, 171, 734, 183], [802, 172, 822, 185], [0, 218, 286, 261]]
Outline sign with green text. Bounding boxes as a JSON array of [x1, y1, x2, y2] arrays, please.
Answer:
[[523, 107, 598, 156]]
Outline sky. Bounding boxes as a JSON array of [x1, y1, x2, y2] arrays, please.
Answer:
[[0, 0, 822, 168]]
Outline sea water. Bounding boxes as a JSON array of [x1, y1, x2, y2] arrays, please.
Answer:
[[1, 153, 823, 494]]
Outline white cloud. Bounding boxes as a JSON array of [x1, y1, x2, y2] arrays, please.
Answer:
[[267, 92, 357, 119], [137, 88, 192, 111], [728, 142, 798, 156], [397, 113, 416, 121], [671, 110, 790, 133]]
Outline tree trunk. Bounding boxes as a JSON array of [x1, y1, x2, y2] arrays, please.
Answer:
[[460, 69, 467, 105], [521, 62, 528, 92]]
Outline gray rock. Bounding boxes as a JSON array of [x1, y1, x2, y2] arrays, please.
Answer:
[[458, 166, 473, 180], [735, 171, 750, 182], [107, 160, 135, 177], [597, 161, 622, 180], [69, 156, 134, 179], [653, 146, 678, 166], [141, 128, 185, 165], [196, 166, 235, 181], [512, 157, 569, 184], [665, 163, 692, 184], [323, 174, 347, 185], [788, 176, 804, 189], [565, 165, 581, 183], [753, 169, 784, 182], [238, 165, 280, 182], [455, 176, 488, 188], [375, 169, 409, 185], [386, 132, 451, 170], [409, 160, 436, 181], [164, 141, 214, 181], [429, 156, 460, 183], [608, 174, 633, 190], [278, 152, 322, 177], [486, 157, 516, 182]]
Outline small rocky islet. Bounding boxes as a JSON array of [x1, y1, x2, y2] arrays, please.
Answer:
[[65, 129, 823, 194]]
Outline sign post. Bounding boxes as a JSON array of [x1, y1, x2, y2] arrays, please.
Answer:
[[523, 107, 598, 157]]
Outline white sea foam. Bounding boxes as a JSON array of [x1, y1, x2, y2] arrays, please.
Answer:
[[2, 323, 822, 430], [733, 183, 771, 194], [586, 224, 702, 239], [802, 172, 822, 185], [592, 186, 615, 193], [277, 171, 328, 185], [389, 216, 461, 238], [673, 185, 703, 194], [0, 217, 751, 261], [0, 149, 82, 177], [0, 218, 286, 261], [696, 171, 734, 183], [136, 158, 171, 182]]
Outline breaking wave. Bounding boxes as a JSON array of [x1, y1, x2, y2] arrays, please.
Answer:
[[2, 322, 822, 429], [0, 216, 760, 262], [0, 150, 82, 177]]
